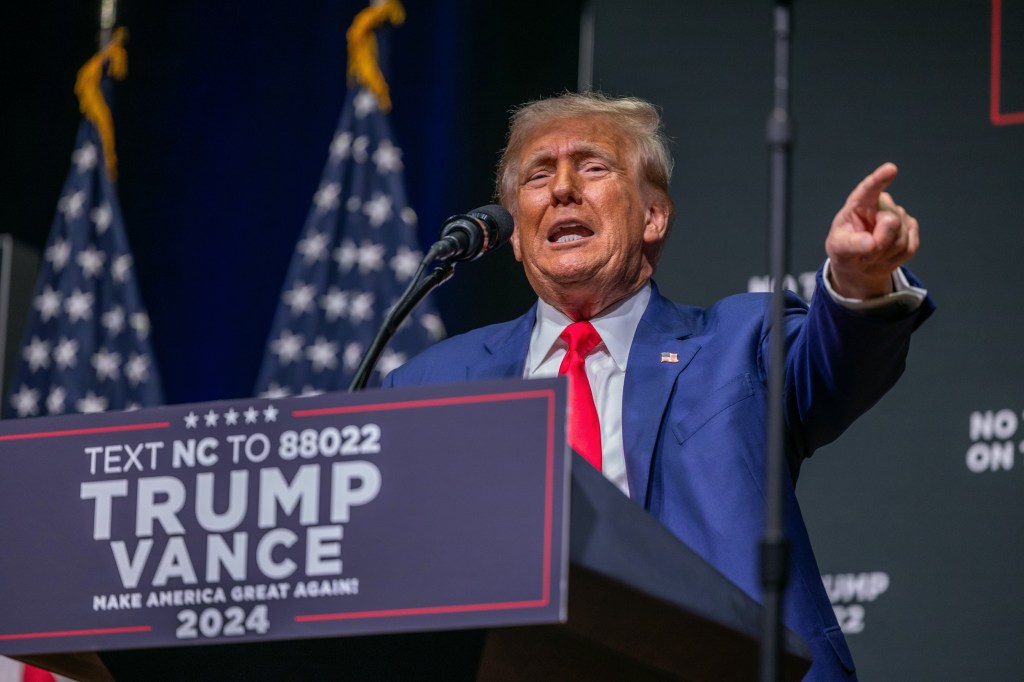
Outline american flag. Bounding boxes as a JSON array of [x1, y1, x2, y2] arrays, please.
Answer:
[[254, 87, 444, 396], [3, 118, 163, 418]]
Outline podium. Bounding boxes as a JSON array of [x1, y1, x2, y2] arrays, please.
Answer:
[[2, 381, 811, 680]]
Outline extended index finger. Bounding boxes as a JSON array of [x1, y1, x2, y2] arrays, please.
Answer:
[[847, 162, 899, 211]]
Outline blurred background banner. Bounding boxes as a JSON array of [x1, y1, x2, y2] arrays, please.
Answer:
[[2, 0, 1022, 678]]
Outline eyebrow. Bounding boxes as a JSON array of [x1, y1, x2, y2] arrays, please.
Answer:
[[519, 141, 618, 173]]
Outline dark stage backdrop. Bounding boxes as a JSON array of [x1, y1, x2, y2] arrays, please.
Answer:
[[589, 0, 1024, 678], [4, 0, 1022, 678]]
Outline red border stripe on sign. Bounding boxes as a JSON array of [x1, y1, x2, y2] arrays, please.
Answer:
[[0, 421, 171, 442], [0, 625, 152, 641]]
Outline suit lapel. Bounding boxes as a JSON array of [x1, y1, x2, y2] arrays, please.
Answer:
[[456, 291, 699, 508], [465, 304, 536, 381], [622, 286, 701, 505]]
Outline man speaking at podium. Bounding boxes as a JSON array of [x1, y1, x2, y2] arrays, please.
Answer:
[[385, 92, 933, 680]]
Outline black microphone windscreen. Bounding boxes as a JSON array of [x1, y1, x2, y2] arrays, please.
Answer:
[[468, 204, 514, 245]]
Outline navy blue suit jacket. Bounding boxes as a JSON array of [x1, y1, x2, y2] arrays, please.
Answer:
[[385, 269, 933, 680]]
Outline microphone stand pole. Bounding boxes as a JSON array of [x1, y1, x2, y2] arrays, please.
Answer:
[[761, 1, 794, 681]]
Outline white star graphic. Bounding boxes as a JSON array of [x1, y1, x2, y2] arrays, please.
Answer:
[[131, 312, 150, 339], [352, 136, 369, 163], [224, 408, 239, 425], [204, 409, 219, 427], [372, 139, 403, 173], [375, 348, 408, 377], [54, 337, 79, 369], [65, 289, 95, 322], [76, 392, 108, 414], [10, 385, 40, 417], [262, 404, 279, 422], [297, 231, 330, 264], [389, 246, 422, 281], [261, 383, 290, 399], [282, 282, 316, 316], [102, 306, 126, 335], [125, 354, 151, 385], [343, 341, 364, 370], [346, 196, 362, 212], [349, 292, 375, 323], [401, 207, 418, 226], [356, 241, 385, 273], [330, 132, 352, 160], [243, 406, 259, 424], [313, 182, 341, 212], [306, 337, 339, 373], [334, 240, 359, 272], [22, 336, 51, 372], [354, 90, 378, 118], [92, 348, 121, 381], [47, 386, 66, 414], [34, 286, 62, 321], [420, 313, 446, 341], [112, 254, 133, 283], [77, 246, 106, 278], [362, 194, 393, 227], [91, 202, 113, 233], [72, 143, 98, 172], [270, 330, 305, 364], [320, 287, 349, 321], [58, 191, 86, 221], [184, 411, 199, 428], [45, 239, 71, 271]]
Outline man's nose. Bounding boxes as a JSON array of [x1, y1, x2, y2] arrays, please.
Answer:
[[550, 165, 581, 205]]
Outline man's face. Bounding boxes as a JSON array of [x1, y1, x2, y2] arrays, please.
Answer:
[[511, 116, 669, 316]]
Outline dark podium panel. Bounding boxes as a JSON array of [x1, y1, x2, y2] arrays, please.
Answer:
[[22, 459, 811, 682]]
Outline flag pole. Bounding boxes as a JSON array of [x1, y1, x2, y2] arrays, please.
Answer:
[[99, 0, 118, 48]]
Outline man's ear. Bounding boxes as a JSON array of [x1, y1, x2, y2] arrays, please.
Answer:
[[643, 194, 671, 246]]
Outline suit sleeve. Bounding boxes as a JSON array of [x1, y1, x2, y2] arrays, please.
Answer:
[[776, 266, 935, 463]]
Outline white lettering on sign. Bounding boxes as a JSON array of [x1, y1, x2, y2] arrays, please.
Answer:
[[966, 409, 1023, 473], [821, 572, 890, 635], [747, 271, 817, 302], [80, 461, 379, 589]]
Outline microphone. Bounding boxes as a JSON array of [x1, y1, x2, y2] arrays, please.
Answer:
[[429, 204, 513, 262]]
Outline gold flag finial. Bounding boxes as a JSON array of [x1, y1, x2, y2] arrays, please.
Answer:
[[346, 0, 405, 112], [74, 27, 128, 180]]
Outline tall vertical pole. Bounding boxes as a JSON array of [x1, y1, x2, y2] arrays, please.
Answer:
[[99, 0, 118, 48], [761, 2, 794, 681], [577, 0, 595, 92]]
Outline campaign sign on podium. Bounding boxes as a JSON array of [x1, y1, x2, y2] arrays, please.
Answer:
[[0, 379, 568, 656]]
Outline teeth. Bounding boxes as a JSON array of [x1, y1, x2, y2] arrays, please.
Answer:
[[556, 234, 583, 243]]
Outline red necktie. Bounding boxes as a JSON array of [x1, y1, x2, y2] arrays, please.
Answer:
[[558, 321, 603, 470]]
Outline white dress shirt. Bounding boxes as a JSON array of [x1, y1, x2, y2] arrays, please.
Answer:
[[523, 285, 650, 496]]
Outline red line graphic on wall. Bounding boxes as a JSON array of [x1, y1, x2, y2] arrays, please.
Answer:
[[992, 0, 1024, 125]]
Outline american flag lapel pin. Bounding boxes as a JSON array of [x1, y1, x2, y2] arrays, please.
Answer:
[[660, 352, 679, 363]]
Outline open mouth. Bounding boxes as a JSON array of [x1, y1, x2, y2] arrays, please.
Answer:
[[548, 223, 594, 243]]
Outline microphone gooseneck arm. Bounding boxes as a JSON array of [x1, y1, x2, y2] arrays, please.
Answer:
[[348, 262, 455, 392], [348, 204, 512, 392]]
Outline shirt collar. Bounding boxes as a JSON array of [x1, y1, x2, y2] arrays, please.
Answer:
[[528, 282, 652, 373]]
